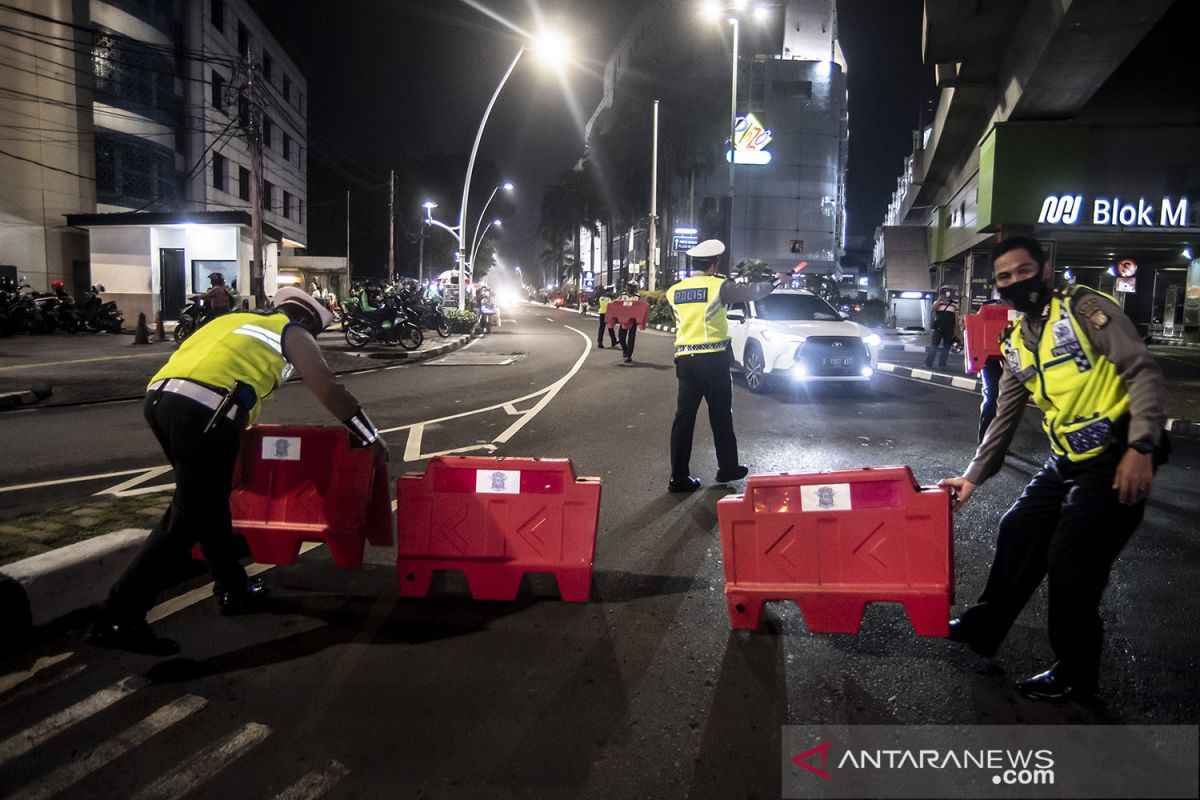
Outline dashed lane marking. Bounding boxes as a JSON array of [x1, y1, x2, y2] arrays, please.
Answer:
[[11, 695, 208, 800], [132, 721, 272, 800], [0, 675, 147, 767]]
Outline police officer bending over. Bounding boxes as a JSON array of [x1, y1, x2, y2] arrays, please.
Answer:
[[941, 236, 1168, 701], [667, 239, 782, 493], [89, 287, 388, 655]]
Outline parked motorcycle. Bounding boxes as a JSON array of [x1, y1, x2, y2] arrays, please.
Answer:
[[79, 284, 124, 334], [1, 278, 48, 335], [343, 296, 423, 350], [397, 284, 451, 338]]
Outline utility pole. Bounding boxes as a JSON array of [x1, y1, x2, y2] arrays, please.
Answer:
[[345, 190, 351, 287], [648, 99, 660, 292], [387, 169, 395, 282], [417, 212, 426, 285], [246, 51, 265, 307]]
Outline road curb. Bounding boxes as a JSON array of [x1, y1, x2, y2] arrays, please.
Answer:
[[1150, 338, 1200, 349], [325, 331, 474, 363], [0, 528, 149, 636]]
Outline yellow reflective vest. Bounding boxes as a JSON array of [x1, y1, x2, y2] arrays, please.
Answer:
[[1002, 288, 1129, 461], [598, 296, 611, 314], [150, 312, 293, 423], [668, 275, 729, 357]]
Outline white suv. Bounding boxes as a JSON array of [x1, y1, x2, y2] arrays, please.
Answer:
[[727, 289, 881, 392]]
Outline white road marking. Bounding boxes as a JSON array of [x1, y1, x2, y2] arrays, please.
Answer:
[[910, 368, 934, 380], [0, 467, 159, 495], [95, 465, 175, 498], [0, 675, 146, 767], [11, 695, 208, 800], [0, 652, 75, 698], [875, 365, 979, 396], [145, 544, 321, 624], [0, 352, 164, 372], [132, 721, 272, 800], [272, 759, 350, 799], [951, 376, 980, 390], [876, 362, 896, 372]]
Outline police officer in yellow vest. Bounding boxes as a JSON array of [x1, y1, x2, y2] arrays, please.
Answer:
[[941, 236, 1168, 701], [596, 286, 618, 349], [667, 239, 781, 493], [89, 287, 388, 655]]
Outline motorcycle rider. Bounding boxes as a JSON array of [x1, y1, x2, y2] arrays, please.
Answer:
[[194, 272, 234, 319]]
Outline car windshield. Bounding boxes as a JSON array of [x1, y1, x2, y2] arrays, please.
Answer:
[[755, 294, 841, 321]]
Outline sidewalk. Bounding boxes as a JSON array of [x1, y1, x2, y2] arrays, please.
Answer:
[[0, 327, 473, 409]]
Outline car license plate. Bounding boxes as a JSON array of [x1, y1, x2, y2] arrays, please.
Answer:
[[823, 357, 849, 367]]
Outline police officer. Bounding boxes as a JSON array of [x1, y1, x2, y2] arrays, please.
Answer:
[[667, 239, 781, 493], [941, 236, 1168, 701], [596, 285, 618, 349], [616, 280, 640, 363], [89, 287, 388, 655]]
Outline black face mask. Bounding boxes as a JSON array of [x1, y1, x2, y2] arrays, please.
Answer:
[[997, 273, 1049, 315]]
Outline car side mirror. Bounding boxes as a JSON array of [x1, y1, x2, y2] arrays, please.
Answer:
[[727, 310, 745, 323]]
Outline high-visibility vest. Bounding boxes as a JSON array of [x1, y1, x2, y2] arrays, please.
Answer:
[[598, 296, 611, 314], [1003, 287, 1129, 461], [150, 312, 293, 423], [667, 275, 729, 357]]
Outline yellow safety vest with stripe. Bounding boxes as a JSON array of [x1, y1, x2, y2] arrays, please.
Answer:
[[668, 275, 729, 357], [150, 312, 293, 423], [1002, 287, 1129, 461], [598, 296, 611, 314]]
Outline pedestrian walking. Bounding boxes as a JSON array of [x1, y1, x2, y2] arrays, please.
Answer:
[[666, 239, 781, 493], [940, 236, 1169, 701], [596, 286, 618, 349], [88, 287, 388, 655], [925, 287, 960, 369], [616, 280, 640, 363]]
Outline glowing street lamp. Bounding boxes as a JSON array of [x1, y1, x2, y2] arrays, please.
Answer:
[[457, 29, 569, 309], [470, 218, 503, 273]]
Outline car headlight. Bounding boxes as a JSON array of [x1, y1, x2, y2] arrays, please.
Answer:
[[862, 333, 883, 348], [761, 330, 807, 344]]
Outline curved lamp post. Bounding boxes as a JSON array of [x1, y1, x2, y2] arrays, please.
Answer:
[[469, 218, 502, 275], [457, 31, 568, 309]]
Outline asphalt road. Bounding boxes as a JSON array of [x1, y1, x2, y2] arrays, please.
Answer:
[[1, 304, 1197, 799]]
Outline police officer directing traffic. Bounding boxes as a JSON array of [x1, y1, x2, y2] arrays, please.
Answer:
[[667, 239, 781, 493], [941, 236, 1168, 701], [89, 287, 388, 655]]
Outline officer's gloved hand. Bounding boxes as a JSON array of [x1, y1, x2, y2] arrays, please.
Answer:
[[370, 439, 389, 467]]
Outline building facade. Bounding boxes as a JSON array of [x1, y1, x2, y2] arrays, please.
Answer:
[[874, 0, 1199, 337], [0, 0, 306, 323]]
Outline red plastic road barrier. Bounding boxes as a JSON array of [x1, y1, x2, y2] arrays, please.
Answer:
[[396, 456, 601, 602], [963, 304, 1012, 374], [604, 300, 649, 330], [193, 425, 393, 568], [716, 466, 952, 635]]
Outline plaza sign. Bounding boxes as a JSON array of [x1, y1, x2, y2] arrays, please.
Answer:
[[1038, 194, 1190, 228], [725, 113, 773, 166]]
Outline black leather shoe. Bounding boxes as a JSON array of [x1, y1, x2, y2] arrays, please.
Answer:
[[216, 576, 270, 615], [1016, 668, 1095, 702], [87, 619, 180, 656], [668, 476, 702, 493], [623, 357, 633, 363], [715, 465, 749, 483], [946, 617, 1000, 658]]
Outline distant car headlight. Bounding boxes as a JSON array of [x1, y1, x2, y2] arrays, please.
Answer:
[[761, 330, 806, 344], [862, 333, 883, 348]]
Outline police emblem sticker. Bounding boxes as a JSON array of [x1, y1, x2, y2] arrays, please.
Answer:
[[800, 482, 852, 512], [476, 469, 521, 494], [261, 436, 302, 461], [1075, 294, 1111, 329]]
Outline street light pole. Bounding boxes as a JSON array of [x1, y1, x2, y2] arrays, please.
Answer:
[[458, 48, 524, 309], [648, 99, 660, 292], [469, 219, 501, 272], [727, 15, 739, 259]]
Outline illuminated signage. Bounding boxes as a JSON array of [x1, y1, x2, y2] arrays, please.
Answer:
[[726, 113, 773, 165], [1038, 194, 1190, 228]]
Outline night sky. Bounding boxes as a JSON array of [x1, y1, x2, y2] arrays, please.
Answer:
[[251, 0, 933, 278]]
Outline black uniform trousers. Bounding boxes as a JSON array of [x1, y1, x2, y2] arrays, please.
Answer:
[[104, 392, 249, 622], [597, 314, 617, 346], [670, 349, 738, 479], [957, 443, 1146, 688], [978, 357, 1003, 442], [925, 326, 955, 368], [618, 325, 637, 359]]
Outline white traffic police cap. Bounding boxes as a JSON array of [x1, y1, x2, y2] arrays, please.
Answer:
[[685, 239, 726, 258], [273, 286, 333, 330]]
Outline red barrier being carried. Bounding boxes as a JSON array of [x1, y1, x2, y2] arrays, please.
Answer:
[[396, 456, 601, 602], [963, 304, 1012, 374], [195, 425, 393, 568], [604, 300, 649, 330], [716, 466, 952, 635]]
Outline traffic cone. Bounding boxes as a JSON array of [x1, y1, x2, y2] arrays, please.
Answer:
[[154, 311, 166, 342], [132, 312, 150, 345]]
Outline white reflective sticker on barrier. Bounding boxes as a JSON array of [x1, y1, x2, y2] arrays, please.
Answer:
[[261, 437, 302, 461], [800, 482, 852, 511], [476, 469, 520, 494]]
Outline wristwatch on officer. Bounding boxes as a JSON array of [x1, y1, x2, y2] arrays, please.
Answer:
[[1128, 439, 1155, 455]]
